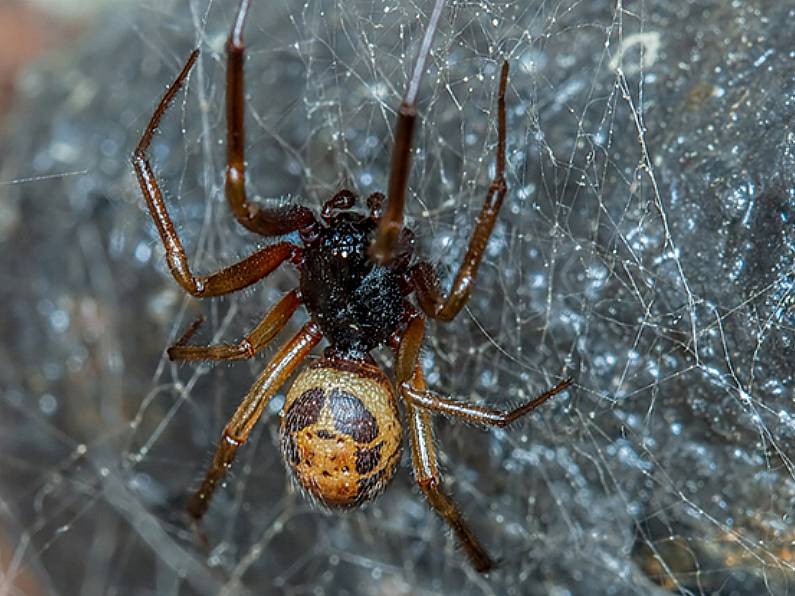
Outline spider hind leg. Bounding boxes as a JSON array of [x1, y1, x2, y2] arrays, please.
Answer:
[[394, 315, 496, 572]]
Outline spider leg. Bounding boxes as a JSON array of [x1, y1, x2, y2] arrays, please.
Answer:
[[395, 312, 569, 426], [132, 50, 302, 298], [411, 61, 510, 321], [369, 0, 446, 264], [167, 289, 301, 361], [394, 314, 494, 573], [225, 0, 317, 236], [368, 99, 416, 264], [187, 322, 322, 522], [402, 379, 572, 428]]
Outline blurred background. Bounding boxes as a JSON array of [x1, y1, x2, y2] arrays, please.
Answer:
[[0, 0, 124, 122], [1, 0, 794, 594]]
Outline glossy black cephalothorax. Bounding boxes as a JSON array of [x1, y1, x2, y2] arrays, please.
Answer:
[[300, 208, 410, 359]]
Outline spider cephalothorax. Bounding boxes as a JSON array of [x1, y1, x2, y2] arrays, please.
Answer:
[[132, 0, 572, 573], [299, 200, 411, 359]]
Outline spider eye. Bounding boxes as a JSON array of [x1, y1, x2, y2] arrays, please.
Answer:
[[279, 358, 402, 509]]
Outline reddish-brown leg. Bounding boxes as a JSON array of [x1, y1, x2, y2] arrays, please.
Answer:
[[395, 315, 495, 573], [402, 378, 572, 428], [224, 0, 316, 236], [368, 100, 416, 264], [132, 50, 301, 297], [369, 0, 446, 264], [187, 322, 322, 521], [412, 62, 510, 321], [167, 290, 301, 361]]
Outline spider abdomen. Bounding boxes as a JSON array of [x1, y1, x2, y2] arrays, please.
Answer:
[[279, 358, 402, 509], [299, 214, 404, 358]]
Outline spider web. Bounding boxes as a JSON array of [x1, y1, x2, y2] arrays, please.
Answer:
[[1, 0, 794, 594]]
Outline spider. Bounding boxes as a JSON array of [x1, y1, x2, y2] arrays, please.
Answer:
[[132, 0, 571, 573]]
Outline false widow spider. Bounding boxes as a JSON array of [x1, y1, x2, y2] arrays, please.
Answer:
[[132, 0, 571, 573]]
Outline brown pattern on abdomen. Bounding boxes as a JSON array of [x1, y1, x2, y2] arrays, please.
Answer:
[[328, 389, 379, 443], [355, 441, 383, 474], [281, 388, 325, 464]]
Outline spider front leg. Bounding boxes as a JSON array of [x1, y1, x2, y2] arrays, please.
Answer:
[[187, 322, 322, 522], [168, 289, 301, 361], [132, 50, 301, 297], [412, 62, 510, 321], [369, 0, 446, 264], [394, 314, 495, 572], [224, 0, 316, 236], [368, 100, 417, 264]]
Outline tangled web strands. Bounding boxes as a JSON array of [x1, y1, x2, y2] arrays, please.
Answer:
[[0, 0, 794, 594]]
